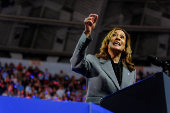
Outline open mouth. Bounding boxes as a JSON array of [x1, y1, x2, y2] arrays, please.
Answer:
[[113, 42, 120, 46]]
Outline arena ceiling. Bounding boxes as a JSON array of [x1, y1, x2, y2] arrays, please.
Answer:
[[0, 0, 170, 66]]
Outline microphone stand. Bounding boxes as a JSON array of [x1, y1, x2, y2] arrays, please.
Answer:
[[161, 61, 170, 77], [147, 55, 170, 76]]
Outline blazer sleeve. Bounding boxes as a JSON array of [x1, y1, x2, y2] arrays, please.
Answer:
[[70, 32, 93, 77]]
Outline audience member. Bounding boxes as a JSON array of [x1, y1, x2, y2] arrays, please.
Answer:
[[56, 84, 65, 98], [44, 69, 50, 84], [2, 90, 8, 96], [16, 63, 23, 73], [25, 83, 32, 94], [7, 82, 13, 93], [17, 81, 24, 91], [2, 69, 8, 80]]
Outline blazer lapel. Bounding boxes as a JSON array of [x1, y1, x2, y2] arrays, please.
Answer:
[[120, 66, 132, 89], [100, 58, 120, 90]]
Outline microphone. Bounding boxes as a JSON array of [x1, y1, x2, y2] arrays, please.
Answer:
[[147, 55, 170, 76], [147, 55, 162, 67]]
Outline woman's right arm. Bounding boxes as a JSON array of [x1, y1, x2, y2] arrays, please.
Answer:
[[70, 14, 98, 76]]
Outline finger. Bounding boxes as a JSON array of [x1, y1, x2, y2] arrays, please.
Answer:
[[87, 17, 95, 23], [85, 20, 93, 26], [84, 18, 93, 23], [89, 14, 98, 18], [90, 14, 98, 23], [84, 17, 91, 22], [93, 15, 98, 23], [87, 17, 94, 20], [89, 14, 98, 23], [84, 17, 94, 23]]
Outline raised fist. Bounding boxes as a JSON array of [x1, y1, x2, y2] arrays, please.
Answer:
[[84, 14, 98, 37]]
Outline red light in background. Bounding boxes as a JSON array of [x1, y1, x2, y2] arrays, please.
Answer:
[[38, 73, 41, 77], [21, 90, 24, 93], [54, 81, 59, 85], [74, 81, 77, 84]]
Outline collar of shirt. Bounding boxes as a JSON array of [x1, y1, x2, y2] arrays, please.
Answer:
[[108, 54, 122, 67]]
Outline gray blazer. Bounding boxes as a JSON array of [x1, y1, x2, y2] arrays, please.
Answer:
[[70, 33, 136, 104]]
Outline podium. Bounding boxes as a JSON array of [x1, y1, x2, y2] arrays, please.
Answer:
[[100, 72, 170, 113]]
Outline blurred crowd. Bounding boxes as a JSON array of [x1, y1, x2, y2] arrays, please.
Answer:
[[0, 62, 87, 102], [136, 70, 154, 82], [0, 62, 155, 102]]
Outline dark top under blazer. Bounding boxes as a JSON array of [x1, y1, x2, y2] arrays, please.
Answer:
[[70, 33, 136, 105]]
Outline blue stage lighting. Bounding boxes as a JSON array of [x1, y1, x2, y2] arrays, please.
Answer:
[[65, 77, 68, 80], [54, 97, 57, 100], [83, 86, 86, 89], [32, 95, 35, 98], [30, 74, 34, 79], [14, 85, 17, 88], [67, 91, 70, 94], [45, 91, 48, 94]]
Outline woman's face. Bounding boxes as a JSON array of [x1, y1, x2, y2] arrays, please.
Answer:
[[108, 30, 126, 52]]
